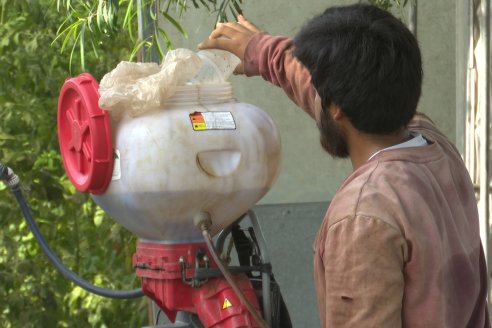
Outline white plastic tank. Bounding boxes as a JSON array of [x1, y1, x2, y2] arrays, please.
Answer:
[[91, 82, 281, 242], [58, 50, 282, 243]]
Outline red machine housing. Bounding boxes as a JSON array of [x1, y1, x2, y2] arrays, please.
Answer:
[[133, 242, 261, 327]]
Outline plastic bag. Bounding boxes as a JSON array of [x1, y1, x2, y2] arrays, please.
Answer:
[[98, 48, 202, 117], [193, 49, 241, 83], [98, 48, 240, 117]]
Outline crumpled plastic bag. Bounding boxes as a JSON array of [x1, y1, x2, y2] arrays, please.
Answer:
[[193, 49, 241, 84], [98, 48, 202, 117], [98, 48, 240, 118]]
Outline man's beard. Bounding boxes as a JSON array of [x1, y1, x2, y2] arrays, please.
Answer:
[[317, 107, 349, 158]]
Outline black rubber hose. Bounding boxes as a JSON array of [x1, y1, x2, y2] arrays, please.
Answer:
[[0, 163, 144, 299]]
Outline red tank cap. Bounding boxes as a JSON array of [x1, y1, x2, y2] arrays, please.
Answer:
[[57, 73, 113, 194]]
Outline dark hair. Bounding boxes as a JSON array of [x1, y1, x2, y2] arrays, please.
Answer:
[[293, 4, 422, 134]]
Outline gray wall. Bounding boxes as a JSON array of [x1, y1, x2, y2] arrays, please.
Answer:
[[252, 203, 326, 327], [418, 0, 456, 141]]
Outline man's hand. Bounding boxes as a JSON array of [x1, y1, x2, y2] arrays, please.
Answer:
[[198, 15, 262, 74]]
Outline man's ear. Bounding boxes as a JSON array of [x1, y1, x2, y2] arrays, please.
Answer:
[[329, 104, 344, 121]]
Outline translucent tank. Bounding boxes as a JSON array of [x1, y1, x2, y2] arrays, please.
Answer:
[[91, 83, 281, 242]]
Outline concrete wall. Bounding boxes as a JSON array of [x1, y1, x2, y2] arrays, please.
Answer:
[[252, 203, 326, 327], [417, 0, 456, 142]]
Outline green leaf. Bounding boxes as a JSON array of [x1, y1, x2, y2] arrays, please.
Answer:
[[59, 21, 81, 54], [229, 3, 237, 19], [191, 0, 201, 9], [79, 22, 85, 71], [68, 24, 82, 73], [122, 0, 133, 28], [157, 27, 172, 50], [129, 39, 148, 61], [0, 132, 14, 140], [96, 0, 103, 32], [93, 208, 104, 227], [90, 39, 99, 58], [149, 4, 156, 20], [198, 0, 210, 11], [51, 16, 77, 46], [103, 1, 111, 26], [161, 11, 187, 38], [216, 0, 229, 23], [123, 0, 137, 41], [232, 0, 242, 16]]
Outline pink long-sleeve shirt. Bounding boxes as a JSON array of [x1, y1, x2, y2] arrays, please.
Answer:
[[244, 33, 490, 327]]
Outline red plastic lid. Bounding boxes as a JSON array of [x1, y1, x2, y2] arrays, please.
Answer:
[[57, 73, 113, 194]]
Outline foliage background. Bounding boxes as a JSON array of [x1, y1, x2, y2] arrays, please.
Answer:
[[0, 0, 148, 327], [0, 0, 407, 327]]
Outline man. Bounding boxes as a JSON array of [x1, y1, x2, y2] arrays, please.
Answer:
[[199, 4, 490, 327]]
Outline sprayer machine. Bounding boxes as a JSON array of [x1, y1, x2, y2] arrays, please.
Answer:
[[0, 49, 292, 327]]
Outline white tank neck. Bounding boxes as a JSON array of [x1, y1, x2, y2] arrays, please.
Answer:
[[164, 82, 234, 107]]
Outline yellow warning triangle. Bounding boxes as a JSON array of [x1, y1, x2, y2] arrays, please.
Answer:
[[222, 298, 233, 310]]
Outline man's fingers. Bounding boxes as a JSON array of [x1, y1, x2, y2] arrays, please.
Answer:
[[212, 21, 252, 36], [197, 39, 244, 74], [198, 38, 234, 52], [237, 15, 261, 33], [197, 16, 260, 64], [208, 24, 244, 40], [233, 62, 245, 75]]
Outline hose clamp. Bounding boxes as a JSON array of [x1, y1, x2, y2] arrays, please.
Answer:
[[0, 164, 20, 190]]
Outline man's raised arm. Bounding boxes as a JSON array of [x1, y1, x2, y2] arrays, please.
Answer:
[[198, 16, 317, 118]]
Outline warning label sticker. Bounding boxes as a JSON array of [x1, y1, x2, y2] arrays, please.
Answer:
[[189, 111, 236, 131], [222, 298, 233, 310]]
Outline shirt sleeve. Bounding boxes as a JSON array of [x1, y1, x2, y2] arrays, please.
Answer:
[[323, 215, 406, 327], [243, 33, 317, 119]]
